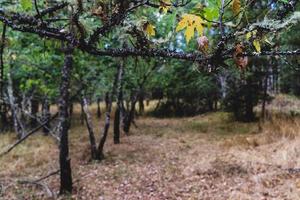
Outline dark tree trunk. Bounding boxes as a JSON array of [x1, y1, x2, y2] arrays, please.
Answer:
[[68, 102, 73, 127], [30, 98, 39, 129], [80, 100, 84, 125], [69, 102, 73, 117], [244, 78, 255, 122], [114, 62, 124, 144], [42, 98, 51, 135], [97, 66, 120, 159], [113, 107, 120, 144], [0, 23, 7, 130], [214, 100, 218, 110], [58, 48, 73, 194], [138, 92, 144, 115], [261, 70, 268, 122], [208, 98, 214, 111], [154, 98, 162, 111], [82, 96, 98, 159], [97, 98, 101, 118], [123, 94, 138, 135]]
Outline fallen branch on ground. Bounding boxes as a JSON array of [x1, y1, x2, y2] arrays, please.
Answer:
[[18, 180, 54, 198], [17, 169, 60, 198]]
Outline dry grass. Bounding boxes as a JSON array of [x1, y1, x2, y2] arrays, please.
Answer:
[[1, 96, 300, 199]]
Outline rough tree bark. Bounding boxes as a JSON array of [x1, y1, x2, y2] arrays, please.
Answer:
[[123, 91, 138, 135], [7, 70, 25, 139], [42, 97, 51, 135], [97, 66, 120, 159], [114, 62, 124, 144], [58, 48, 73, 194], [82, 96, 98, 159], [0, 23, 7, 130]]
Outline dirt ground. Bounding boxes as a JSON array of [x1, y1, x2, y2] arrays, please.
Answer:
[[1, 105, 300, 199]]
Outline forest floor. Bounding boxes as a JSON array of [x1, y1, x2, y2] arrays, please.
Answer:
[[1, 95, 300, 199]]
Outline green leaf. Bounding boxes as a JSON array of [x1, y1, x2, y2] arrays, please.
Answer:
[[21, 0, 32, 11], [203, 2, 219, 27], [204, 7, 219, 21], [279, 0, 288, 3]]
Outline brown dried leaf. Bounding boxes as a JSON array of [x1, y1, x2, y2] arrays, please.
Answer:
[[197, 36, 209, 54]]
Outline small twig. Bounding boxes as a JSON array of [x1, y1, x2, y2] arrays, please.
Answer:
[[36, 2, 69, 18], [287, 168, 300, 174], [219, 0, 226, 37], [18, 169, 60, 182], [34, 170, 60, 183], [34, 0, 42, 20]]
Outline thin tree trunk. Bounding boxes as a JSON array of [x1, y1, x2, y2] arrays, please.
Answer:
[[42, 98, 51, 135], [80, 100, 84, 125], [138, 91, 144, 115], [114, 62, 124, 144], [97, 94, 110, 159], [69, 102, 73, 117], [123, 93, 138, 135], [30, 98, 39, 129], [82, 96, 98, 159], [7, 71, 25, 139], [97, 65, 120, 159], [97, 98, 101, 118], [58, 48, 73, 194], [0, 23, 7, 130], [68, 102, 73, 127], [154, 98, 162, 111], [261, 70, 268, 122], [245, 78, 255, 122], [113, 107, 120, 144]]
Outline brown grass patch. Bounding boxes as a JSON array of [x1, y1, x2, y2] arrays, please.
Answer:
[[1, 97, 300, 199]]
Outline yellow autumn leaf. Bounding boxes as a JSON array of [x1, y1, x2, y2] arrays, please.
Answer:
[[246, 32, 252, 40], [232, 0, 241, 15], [145, 23, 155, 37], [176, 18, 188, 32], [253, 39, 261, 53], [159, 0, 171, 14], [176, 14, 204, 43], [246, 30, 257, 40], [195, 23, 204, 37], [185, 26, 195, 43]]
